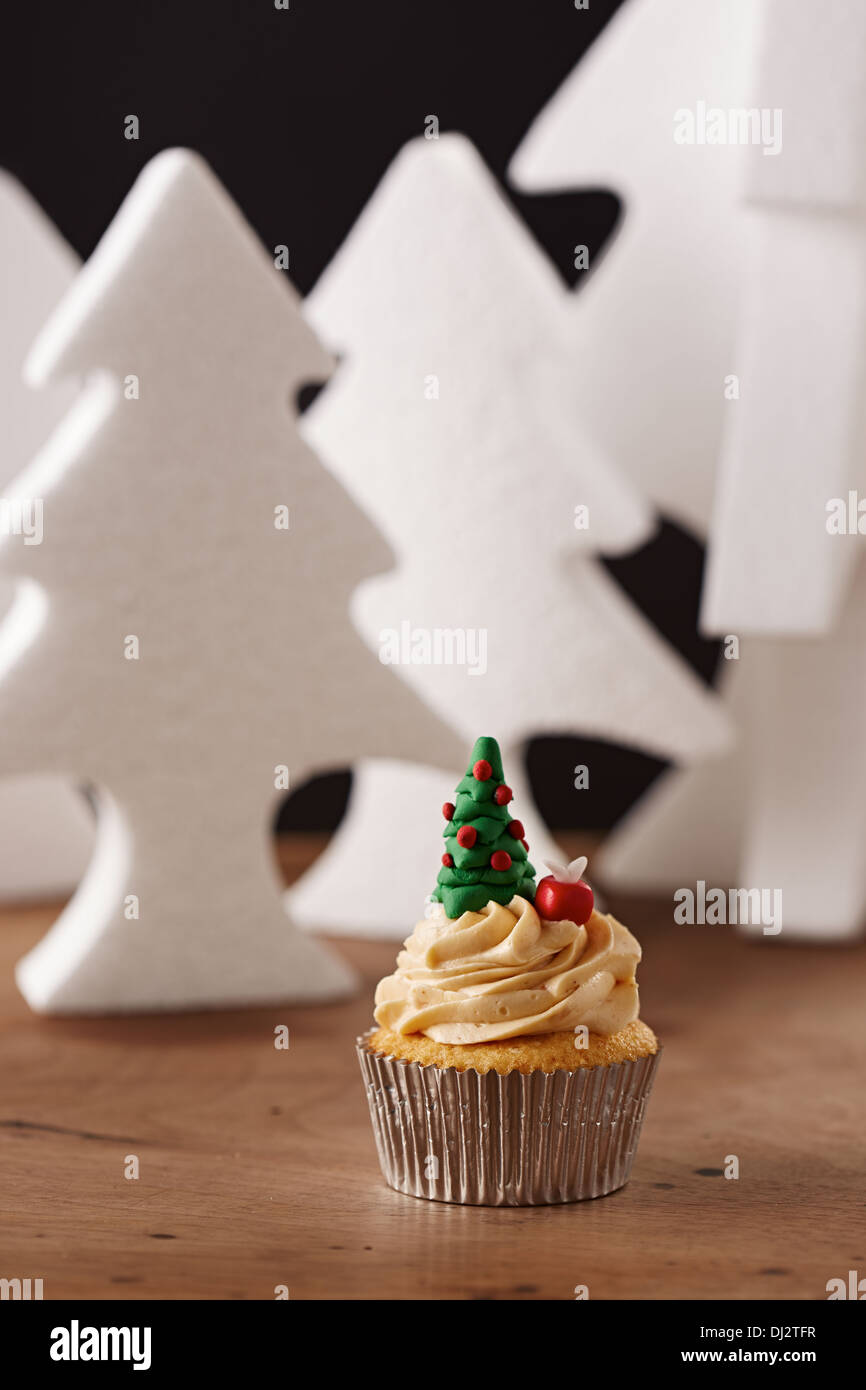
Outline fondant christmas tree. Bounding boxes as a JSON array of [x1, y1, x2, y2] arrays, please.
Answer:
[[433, 737, 535, 916]]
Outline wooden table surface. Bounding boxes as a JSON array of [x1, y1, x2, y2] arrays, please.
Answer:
[[1, 834, 864, 1301]]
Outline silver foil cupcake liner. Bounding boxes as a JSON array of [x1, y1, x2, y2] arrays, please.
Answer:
[[356, 1032, 661, 1206]]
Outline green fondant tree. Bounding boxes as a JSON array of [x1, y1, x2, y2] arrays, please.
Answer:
[[432, 736, 536, 916]]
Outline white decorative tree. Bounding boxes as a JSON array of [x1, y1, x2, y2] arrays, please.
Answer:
[[701, 0, 866, 632], [0, 149, 460, 1011], [509, 0, 758, 538], [594, 655, 748, 893], [515, 0, 866, 939], [508, 0, 755, 893], [601, 587, 866, 942], [289, 134, 732, 936], [699, 0, 866, 939], [0, 171, 94, 899]]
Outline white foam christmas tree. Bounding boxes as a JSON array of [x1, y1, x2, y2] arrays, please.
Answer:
[[509, 0, 759, 539], [508, 0, 755, 897], [0, 149, 461, 1011], [288, 135, 732, 936], [600, 582, 866, 942], [700, 0, 866, 938], [701, 0, 866, 633], [728, 568, 866, 940], [595, 655, 748, 894], [516, 0, 866, 938], [0, 172, 95, 899]]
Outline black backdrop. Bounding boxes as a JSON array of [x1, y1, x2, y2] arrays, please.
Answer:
[[5, 0, 720, 831]]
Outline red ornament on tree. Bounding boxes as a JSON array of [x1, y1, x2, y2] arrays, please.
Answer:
[[493, 784, 512, 805], [456, 825, 477, 848], [473, 759, 493, 781], [507, 820, 525, 840], [535, 856, 594, 926], [490, 850, 512, 871], [442, 801, 455, 821], [442, 853, 453, 867]]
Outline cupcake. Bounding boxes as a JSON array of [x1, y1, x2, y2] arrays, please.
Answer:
[[356, 736, 660, 1206]]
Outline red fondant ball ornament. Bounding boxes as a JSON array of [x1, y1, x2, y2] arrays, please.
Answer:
[[456, 825, 477, 848], [490, 850, 512, 871], [473, 758, 493, 781], [535, 856, 594, 927], [493, 784, 512, 806]]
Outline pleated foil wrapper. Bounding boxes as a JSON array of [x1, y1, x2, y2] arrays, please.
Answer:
[[356, 1032, 661, 1206]]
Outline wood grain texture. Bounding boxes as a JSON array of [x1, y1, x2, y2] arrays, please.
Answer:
[[0, 834, 864, 1301]]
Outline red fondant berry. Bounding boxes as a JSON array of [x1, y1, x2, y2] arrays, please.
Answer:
[[490, 850, 512, 871], [441, 853, 453, 867], [521, 839, 529, 851], [473, 759, 493, 781], [442, 801, 455, 821], [456, 825, 477, 848], [494, 784, 512, 805], [507, 819, 525, 841]]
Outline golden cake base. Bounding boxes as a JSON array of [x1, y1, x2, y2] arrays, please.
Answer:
[[366, 1018, 658, 1075]]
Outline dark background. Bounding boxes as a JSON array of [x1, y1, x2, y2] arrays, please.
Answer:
[[4, 0, 720, 831]]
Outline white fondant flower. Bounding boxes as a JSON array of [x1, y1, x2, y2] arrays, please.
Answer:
[[542, 855, 588, 884]]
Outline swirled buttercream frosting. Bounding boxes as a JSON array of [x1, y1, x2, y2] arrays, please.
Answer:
[[374, 896, 641, 1044]]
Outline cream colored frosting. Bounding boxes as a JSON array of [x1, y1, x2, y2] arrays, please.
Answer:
[[374, 896, 641, 1043]]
